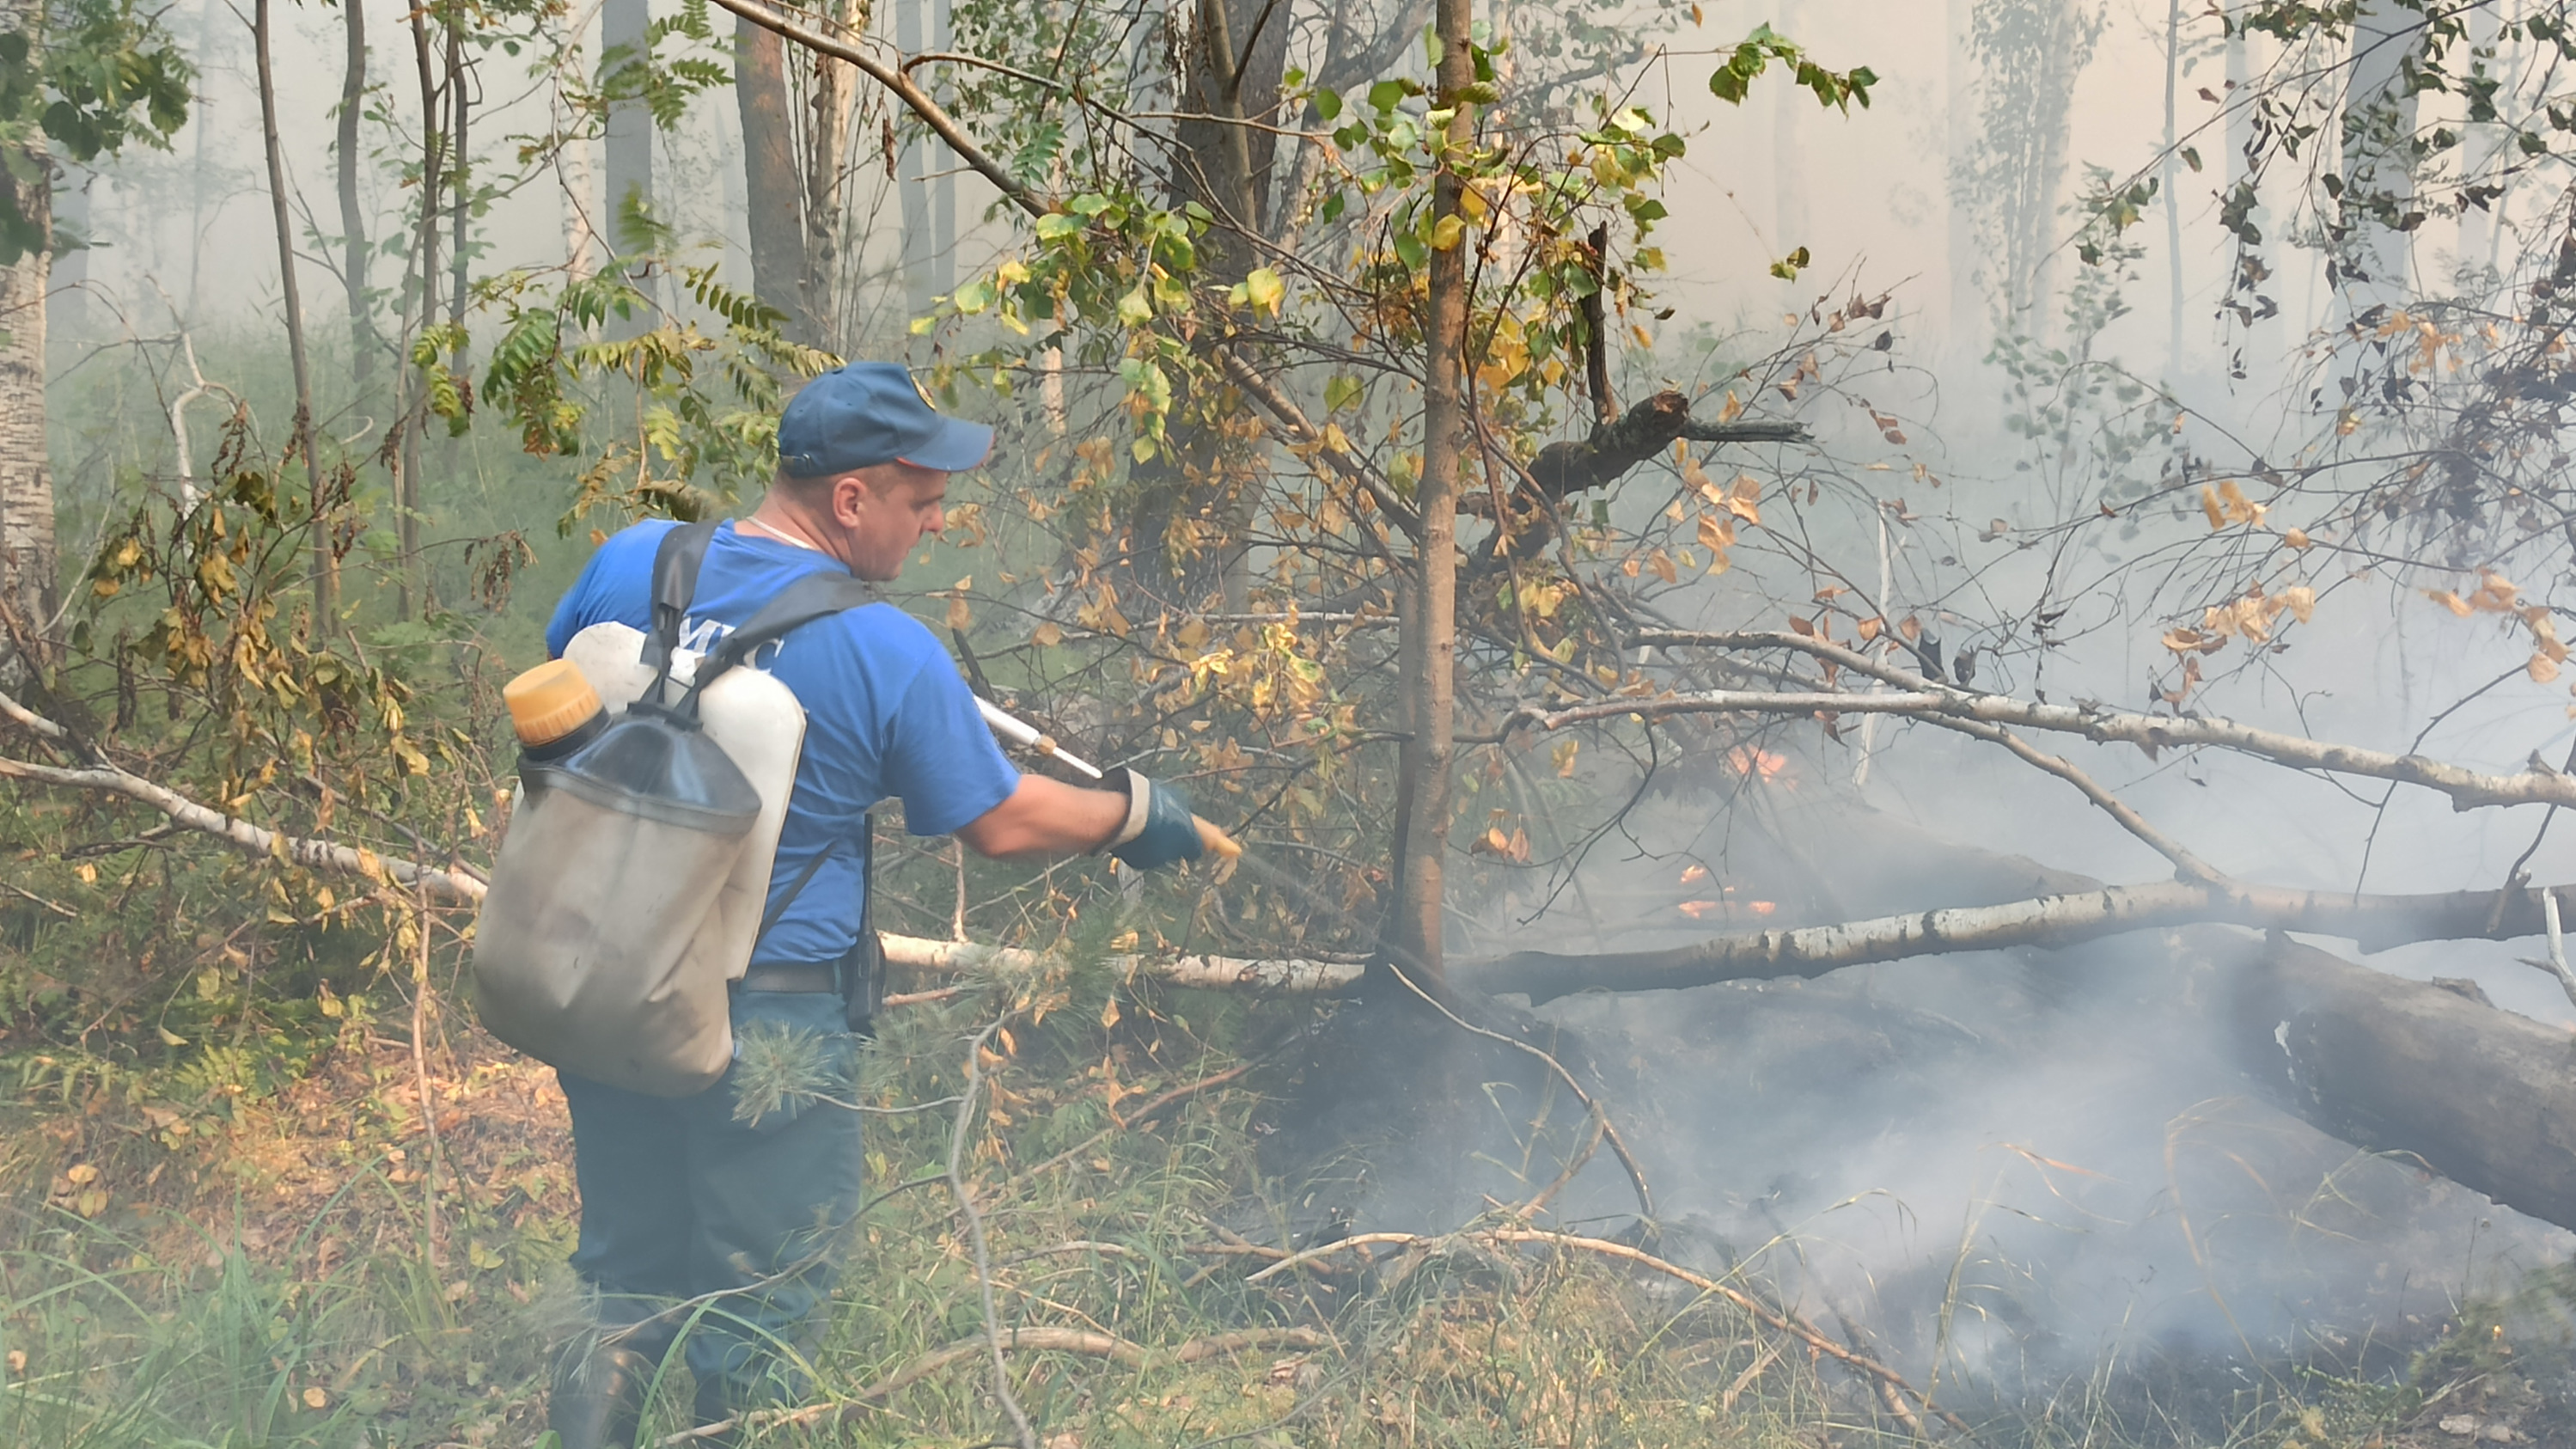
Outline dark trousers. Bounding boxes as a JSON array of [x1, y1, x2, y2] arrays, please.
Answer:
[[557, 989, 866, 1409]]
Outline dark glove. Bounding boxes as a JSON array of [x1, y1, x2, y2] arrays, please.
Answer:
[[1098, 767, 1206, 871]]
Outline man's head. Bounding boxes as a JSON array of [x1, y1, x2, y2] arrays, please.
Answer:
[[764, 363, 992, 581], [767, 461, 951, 582]]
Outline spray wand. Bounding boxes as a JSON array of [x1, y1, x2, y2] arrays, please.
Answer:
[[975, 697, 1242, 859]]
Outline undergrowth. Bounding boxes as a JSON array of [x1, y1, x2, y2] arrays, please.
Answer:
[[0, 951, 2568, 1449]]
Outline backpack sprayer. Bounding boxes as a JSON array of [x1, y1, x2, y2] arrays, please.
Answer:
[[975, 697, 1242, 859]]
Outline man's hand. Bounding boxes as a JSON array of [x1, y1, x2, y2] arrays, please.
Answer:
[[1098, 767, 1206, 871]]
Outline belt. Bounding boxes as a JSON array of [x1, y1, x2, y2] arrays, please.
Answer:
[[737, 963, 839, 995]]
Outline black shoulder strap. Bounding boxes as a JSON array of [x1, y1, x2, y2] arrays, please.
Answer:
[[645, 519, 721, 670]]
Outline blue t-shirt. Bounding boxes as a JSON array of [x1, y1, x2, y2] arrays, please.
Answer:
[[546, 519, 1021, 965]]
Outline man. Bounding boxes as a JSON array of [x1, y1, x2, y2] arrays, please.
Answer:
[[539, 361, 1207, 1446]]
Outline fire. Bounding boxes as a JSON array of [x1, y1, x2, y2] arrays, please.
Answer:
[[1730, 746, 1790, 782]]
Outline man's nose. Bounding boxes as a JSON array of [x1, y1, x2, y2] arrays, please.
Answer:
[[925, 506, 947, 535]]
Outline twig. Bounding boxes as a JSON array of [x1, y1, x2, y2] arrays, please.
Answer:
[[1008, 1056, 1262, 1186], [2522, 890, 2576, 1012], [1931, 717, 2225, 884], [1244, 1227, 1964, 1436], [0, 880, 76, 918], [1511, 1114, 1606, 1221], [660, 1328, 1330, 1443], [950, 1019, 1038, 1449], [1380, 963, 1656, 1220], [404, 882, 446, 1269]]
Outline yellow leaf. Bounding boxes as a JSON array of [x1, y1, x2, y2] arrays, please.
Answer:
[[64, 1163, 97, 1185], [1552, 738, 1581, 778], [2425, 590, 2475, 617], [1428, 214, 1466, 251], [303, 1387, 329, 1410], [1243, 267, 1285, 315], [2536, 652, 2562, 684], [2200, 486, 2225, 530], [2277, 585, 2316, 624], [2283, 528, 2311, 549], [1857, 617, 1882, 643], [946, 594, 973, 633], [1696, 513, 1736, 551], [1032, 621, 1062, 648]]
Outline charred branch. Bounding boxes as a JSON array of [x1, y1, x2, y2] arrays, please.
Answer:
[[1479, 392, 1807, 561]]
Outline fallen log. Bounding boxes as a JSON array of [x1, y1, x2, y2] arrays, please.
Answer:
[[2226, 933, 2576, 1236], [1464, 879, 2576, 1003]]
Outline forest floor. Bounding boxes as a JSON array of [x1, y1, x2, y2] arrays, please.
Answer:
[[0, 980, 2567, 1449]]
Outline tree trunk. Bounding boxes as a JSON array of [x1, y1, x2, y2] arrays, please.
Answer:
[[2230, 935, 2576, 1236], [603, 0, 653, 240], [894, 0, 952, 316], [257, 0, 335, 629], [1175, 0, 1287, 267], [2162, 0, 2184, 377], [1772, 0, 1806, 260], [339, 0, 375, 391], [447, 15, 467, 328], [2338, 0, 2421, 315], [0, 0, 50, 676], [391, 0, 443, 621], [801, 15, 854, 352], [1386, 0, 1473, 995], [736, 13, 811, 340]]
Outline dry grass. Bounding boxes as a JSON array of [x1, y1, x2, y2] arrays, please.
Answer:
[[0, 975, 2562, 1448]]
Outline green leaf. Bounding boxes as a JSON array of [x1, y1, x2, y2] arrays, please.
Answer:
[[1035, 211, 1084, 240], [1116, 284, 1153, 326]]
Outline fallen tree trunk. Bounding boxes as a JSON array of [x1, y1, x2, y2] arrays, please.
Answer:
[[1464, 879, 2576, 1003], [2226, 933, 2576, 1236]]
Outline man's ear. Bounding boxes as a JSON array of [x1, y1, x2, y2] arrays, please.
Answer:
[[831, 474, 871, 527]]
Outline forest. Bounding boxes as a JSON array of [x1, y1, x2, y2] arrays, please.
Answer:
[[9, 0, 2576, 1443]]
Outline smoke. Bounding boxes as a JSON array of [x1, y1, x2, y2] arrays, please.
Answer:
[[1384, 770, 2576, 1408]]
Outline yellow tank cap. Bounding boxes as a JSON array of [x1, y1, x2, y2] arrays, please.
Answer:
[[503, 658, 602, 746]]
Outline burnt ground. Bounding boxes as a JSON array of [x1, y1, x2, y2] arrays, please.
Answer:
[[1253, 796, 2576, 1439]]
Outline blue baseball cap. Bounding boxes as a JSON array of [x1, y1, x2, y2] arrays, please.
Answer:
[[777, 362, 994, 477]]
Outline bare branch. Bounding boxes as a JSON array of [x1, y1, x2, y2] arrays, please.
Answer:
[[1466, 878, 2576, 1002], [0, 750, 488, 902], [1596, 631, 2576, 812], [704, 0, 1047, 218]]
